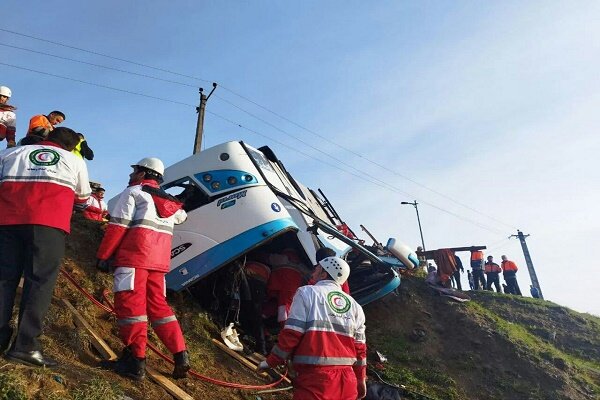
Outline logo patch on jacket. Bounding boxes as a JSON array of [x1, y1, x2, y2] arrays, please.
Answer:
[[29, 149, 60, 166], [327, 291, 351, 314]]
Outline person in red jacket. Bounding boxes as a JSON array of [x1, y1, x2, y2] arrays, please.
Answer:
[[82, 187, 108, 222], [96, 157, 190, 381], [0, 127, 90, 367], [0, 86, 17, 148], [259, 256, 367, 400]]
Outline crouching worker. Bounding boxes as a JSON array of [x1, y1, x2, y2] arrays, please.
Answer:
[[96, 157, 190, 381], [258, 257, 367, 400]]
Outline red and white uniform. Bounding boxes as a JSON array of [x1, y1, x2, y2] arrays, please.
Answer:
[[0, 106, 16, 144], [266, 280, 367, 400], [0, 141, 90, 232], [97, 179, 188, 358], [82, 193, 108, 221]]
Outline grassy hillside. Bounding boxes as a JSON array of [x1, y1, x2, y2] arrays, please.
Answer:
[[1, 215, 599, 399]]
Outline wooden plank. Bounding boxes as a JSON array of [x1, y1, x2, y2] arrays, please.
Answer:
[[147, 366, 194, 400], [419, 245, 487, 259], [62, 298, 117, 361], [211, 338, 270, 378], [246, 352, 264, 365]]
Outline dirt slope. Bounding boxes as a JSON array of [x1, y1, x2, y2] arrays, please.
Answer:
[[1, 215, 599, 400]]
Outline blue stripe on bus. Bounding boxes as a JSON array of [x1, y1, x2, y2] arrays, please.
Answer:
[[166, 218, 298, 291], [356, 272, 401, 306]]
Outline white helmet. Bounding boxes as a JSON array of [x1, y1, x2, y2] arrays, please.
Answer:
[[0, 86, 12, 98], [131, 157, 164, 176], [320, 256, 350, 285]]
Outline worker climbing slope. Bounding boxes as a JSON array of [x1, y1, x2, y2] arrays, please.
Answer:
[[96, 157, 190, 381], [0, 86, 17, 148]]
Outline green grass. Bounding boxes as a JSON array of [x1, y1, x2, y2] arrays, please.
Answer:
[[69, 377, 123, 400], [0, 371, 28, 400], [466, 301, 600, 395]]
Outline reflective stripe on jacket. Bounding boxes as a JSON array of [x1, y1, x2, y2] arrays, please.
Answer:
[[266, 280, 367, 380], [0, 141, 90, 233], [96, 180, 187, 271]]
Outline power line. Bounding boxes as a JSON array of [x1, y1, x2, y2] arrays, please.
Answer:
[[0, 62, 194, 107], [0, 43, 197, 88], [0, 28, 212, 84], [1, 28, 518, 231], [0, 61, 506, 235]]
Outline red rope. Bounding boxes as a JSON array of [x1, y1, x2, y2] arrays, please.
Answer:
[[59, 268, 289, 390]]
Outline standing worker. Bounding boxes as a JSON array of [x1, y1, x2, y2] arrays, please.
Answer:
[[96, 158, 190, 381], [470, 250, 486, 290], [0, 127, 90, 367], [484, 256, 503, 293], [258, 257, 367, 399], [452, 253, 464, 290], [0, 86, 17, 148], [501, 255, 522, 295]]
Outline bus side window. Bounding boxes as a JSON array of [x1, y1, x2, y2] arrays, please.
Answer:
[[163, 178, 210, 212]]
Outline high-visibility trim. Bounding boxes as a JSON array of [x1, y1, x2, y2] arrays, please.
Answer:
[[109, 216, 132, 227], [305, 320, 355, 337], [117, 315, 148, 326], [150, 315, 177, 328], [130, 218, 174, 234], [292, 355, 357, 365], [271, 345, 289, 360], [354, 358, 367, 366], [1, 175, 78, 190]]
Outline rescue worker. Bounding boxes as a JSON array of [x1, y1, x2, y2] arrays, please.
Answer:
[[266, 249, 310, 327], [82, 187, 108, 222], [501, 255, 522, 296], [258, 256, 367, 400], [96, 157, 190, 381], [0, 86, 17, 148], [470, 250, 486, 290], [484, 255, 502, 293], [312, 247, 350, 294], [27, 111, 66, 139], [0, 127, 90, 367], [417, 246, 427, 270]]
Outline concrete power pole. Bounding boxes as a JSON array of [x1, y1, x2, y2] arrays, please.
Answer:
[[193, 83, 218, 155], [510, 230, 543, 299]]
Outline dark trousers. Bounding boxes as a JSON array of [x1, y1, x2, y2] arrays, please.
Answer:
[[505, 276, 522, 295], [0, 225, 65, 352], [486, 273, 502, 292], [452, 270, 462, 290], [472, 269, 486, 290]]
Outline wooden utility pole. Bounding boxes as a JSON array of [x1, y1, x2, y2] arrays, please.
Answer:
[[510, 230, 543, 299], [193, 83, 218, 154]]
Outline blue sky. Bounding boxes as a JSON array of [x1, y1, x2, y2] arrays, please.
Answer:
[[2, 1, 599, 315]]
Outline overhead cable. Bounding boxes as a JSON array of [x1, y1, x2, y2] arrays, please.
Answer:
[[0, 28, 518, 230]]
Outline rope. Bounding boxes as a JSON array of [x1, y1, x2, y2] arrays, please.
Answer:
[[59, 267, 289, 390]]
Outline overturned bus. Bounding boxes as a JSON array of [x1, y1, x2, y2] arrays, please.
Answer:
[[160, 141, 415, 347]]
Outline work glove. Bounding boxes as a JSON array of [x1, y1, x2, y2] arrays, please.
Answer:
[[256, 360, 270, 371], [96, 259, 112, 274]]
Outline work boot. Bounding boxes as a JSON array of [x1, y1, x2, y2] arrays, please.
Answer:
[[100, 347, 146, 381], [172, 350, 190, 379]]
